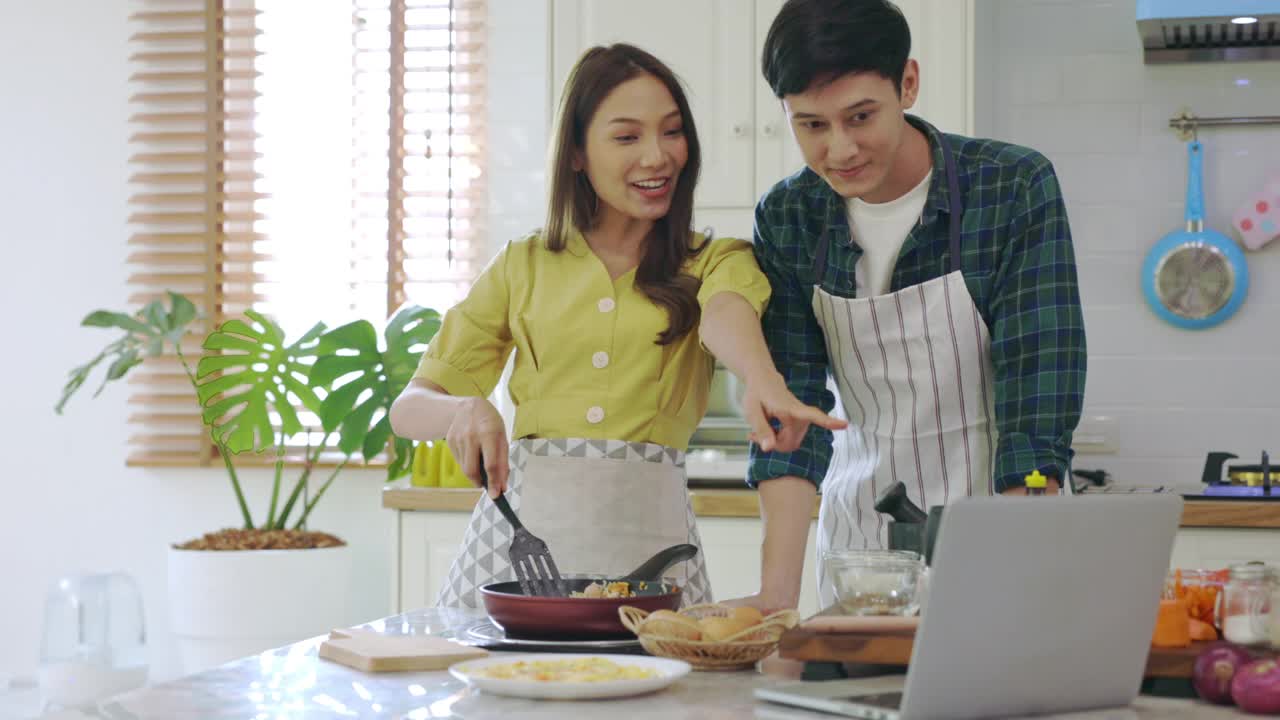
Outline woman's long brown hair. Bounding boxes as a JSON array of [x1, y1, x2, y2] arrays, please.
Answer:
[[543, 44, 704, 346]]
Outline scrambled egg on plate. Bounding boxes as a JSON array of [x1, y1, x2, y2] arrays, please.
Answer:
[[466, 657, 657, 683]]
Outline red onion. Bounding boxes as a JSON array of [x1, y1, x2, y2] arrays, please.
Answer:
[[1231, 658, 1280, 715], [1193, 643, 1253, 705]]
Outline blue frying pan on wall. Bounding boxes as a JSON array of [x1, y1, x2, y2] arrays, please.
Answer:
[[1142, 141, 1249, 330]]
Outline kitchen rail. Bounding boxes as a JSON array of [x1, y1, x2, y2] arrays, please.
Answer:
[[1169, 109, 1280, 140]]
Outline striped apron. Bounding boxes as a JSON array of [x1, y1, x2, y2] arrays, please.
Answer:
[[811, 134, 996, 609]]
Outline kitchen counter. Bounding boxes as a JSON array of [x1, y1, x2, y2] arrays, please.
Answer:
[[383, 483, 821, 518], [80, 608, 1248, 719], [383, 484, 1280, 527]]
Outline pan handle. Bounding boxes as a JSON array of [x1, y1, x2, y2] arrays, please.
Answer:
[[1185, 141, 1206, 229], [479, 465, 524, 532], [622, 543, 699, 582]]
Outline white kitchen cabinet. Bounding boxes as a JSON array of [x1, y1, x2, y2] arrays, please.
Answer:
[[1169, 528, 1280, 572], [698, 516, 822, 617], [389, 505, 821, 616], [896, 0, 975, 137], [549, 0, 974, 241], [391, 510, 472, 612], [551, 0, 759, 211], [750, 0, 805, 208]]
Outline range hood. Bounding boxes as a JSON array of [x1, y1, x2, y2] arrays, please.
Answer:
[[1137, 0, 1280, 63]]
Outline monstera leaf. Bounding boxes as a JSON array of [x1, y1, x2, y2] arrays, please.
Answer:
[[312, 305, 441, 471], [195, 310, 326, 454], [56, 291, 199, 414]]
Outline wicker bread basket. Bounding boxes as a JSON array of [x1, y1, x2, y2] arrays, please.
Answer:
[[618, 603, 800, 671]]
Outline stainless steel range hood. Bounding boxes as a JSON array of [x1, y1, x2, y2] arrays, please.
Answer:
[[1138, 0, 1280, 63]]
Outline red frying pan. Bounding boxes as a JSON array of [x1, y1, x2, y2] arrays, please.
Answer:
[[480, 543, 697, 639]]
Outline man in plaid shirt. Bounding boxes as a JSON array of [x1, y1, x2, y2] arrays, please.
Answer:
[[728, 0, 1086, 613]]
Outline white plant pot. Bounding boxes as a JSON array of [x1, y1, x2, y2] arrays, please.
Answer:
[[167, 544, 352, 674]]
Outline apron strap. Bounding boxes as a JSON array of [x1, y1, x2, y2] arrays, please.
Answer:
[[812, 196, 835, 288], [936, 131, 964, 275]]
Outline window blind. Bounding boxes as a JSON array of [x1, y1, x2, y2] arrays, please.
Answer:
[[125, 0, 486, 467]]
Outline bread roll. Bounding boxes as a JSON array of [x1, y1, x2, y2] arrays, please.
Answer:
[[639, 609, 702, 640], [697, 616, 754, 642], [730, 606, 765, 626]]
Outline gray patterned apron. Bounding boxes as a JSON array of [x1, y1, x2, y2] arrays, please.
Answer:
[[435, 437, 713, 609]]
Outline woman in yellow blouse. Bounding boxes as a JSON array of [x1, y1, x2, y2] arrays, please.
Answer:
[[389, 44, 844, 608]]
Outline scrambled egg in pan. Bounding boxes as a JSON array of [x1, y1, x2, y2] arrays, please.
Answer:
[[569, 581, 635, 598], [466, 657, 657, 682]]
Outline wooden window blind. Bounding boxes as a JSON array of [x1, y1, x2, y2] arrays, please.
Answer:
[[126, 0, 487, 467]]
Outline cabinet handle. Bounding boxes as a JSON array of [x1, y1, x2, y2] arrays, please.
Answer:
[[731, 123, 751, 138], [761, 123, 777, 138]]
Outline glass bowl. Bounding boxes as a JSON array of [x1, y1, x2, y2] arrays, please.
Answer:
[[824, 550, 926, 616]]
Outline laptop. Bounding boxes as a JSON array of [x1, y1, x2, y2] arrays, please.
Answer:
[[755, 493, 1184, 720]]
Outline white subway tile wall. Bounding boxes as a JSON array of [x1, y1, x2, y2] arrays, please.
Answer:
[[976, 0, 1280, 487], [486, 0, 551, 255]]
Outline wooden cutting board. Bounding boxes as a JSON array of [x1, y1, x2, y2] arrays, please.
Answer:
[[319, 628, 489, 672], [777, 622, 1209, 679]]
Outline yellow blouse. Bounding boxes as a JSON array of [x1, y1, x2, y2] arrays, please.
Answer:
[[414, 230, 771, 450]]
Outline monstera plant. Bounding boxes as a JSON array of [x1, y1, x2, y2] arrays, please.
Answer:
[[57, 291, 440, 549]]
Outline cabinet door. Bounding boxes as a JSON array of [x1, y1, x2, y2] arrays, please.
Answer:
[[396, 511, 472, 612], [1171, 528, 1280, 572], [895, 0, 974, 135], [752, 0, 806, 200], [550, 0, 756, 209], [697, 516, 821, 617]]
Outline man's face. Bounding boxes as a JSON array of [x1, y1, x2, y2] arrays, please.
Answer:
[[782, 62, 919, 203]]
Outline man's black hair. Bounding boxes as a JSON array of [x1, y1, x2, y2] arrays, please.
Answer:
[[761, 0, 911, 99]]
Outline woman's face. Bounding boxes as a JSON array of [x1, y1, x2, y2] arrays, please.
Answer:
[[577, 73, 688, 225]]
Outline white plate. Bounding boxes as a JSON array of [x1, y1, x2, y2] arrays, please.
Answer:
[[448, 653, 691, 700]]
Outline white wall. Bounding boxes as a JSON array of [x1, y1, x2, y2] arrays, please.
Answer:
[[0, 0, 393, 674], [483, 1, 551, 426], [486, 1, 551, 256], [975, 0, 1280, 488], [0, 0, 549, 684]]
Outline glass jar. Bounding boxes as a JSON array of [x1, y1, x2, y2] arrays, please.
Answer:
[[1220, 562, 1276, 646], [1163, 568, 1228, 628], [38, 572, 148, 709], [1270, 583, 1280, 650]]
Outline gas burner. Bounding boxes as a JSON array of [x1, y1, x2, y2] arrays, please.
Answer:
[[1199, 451, 1275, 498]]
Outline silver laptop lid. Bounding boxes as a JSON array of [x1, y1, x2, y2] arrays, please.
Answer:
[[900, 494, 1183, 720]]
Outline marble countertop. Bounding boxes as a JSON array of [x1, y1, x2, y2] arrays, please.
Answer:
[[66, 608, 1250, 719]]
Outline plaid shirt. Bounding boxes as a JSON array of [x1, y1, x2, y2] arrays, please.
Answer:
[[749, 115, 1086, 494]]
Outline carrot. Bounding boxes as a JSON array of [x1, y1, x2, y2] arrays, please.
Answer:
[[1189, 618, 1218, 641], [1170, 570, 1223, 626], [1152, 598, 1192, 648]]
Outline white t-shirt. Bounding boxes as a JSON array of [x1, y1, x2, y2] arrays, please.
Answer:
[[847, 172, 932, 297]]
